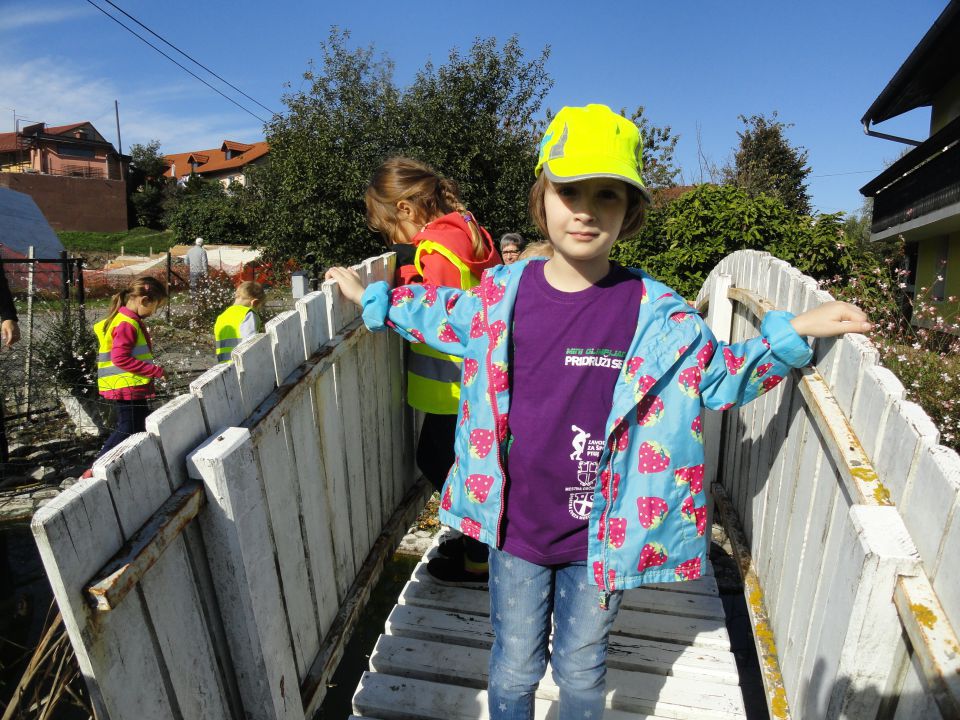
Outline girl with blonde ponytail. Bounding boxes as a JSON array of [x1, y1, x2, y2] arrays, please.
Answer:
[[82, 276, 167, 478], [365, 156, 500, 583]]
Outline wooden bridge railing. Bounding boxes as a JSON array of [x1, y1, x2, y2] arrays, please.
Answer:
[[698, 250, 960, 720], [31, 252, 430, 720], [29, 249, 960, 719]]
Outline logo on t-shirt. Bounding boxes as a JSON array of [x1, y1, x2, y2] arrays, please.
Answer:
[[567, 425, 606, 520], [563, 346, 625, 370]]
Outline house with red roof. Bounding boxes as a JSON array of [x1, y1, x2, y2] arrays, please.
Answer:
[[0, 121, 129, 232], [0, 121, 127, 180], [163, 139, 269, 187]]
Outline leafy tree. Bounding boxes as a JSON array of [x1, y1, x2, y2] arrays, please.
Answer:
[[724, 113, 812, 215], [165, 179, 256, 245], [625, 107, 680, 189], [252, 30, 553, 267], [611, 184, 851, 298], [128, 140, 173, 228]]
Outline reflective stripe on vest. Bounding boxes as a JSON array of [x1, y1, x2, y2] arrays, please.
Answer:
[[407, 241, 480, 414], [213, 304, 260, 363], [95, 314, 153, 392]]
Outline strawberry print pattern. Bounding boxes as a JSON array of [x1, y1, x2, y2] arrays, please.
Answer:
[[438, 321, 460, 344], [674, 464, 705, 494], [462, 358, 479, 386], [390, 287, 414, 306], [461, 517, 482, 539], [637, 542, 668, 571], [637, 441, 670, 473], [723, 347, 746, 375], [691, 416, 703, 443], [441, 485, 452, 510], [675, 557, 702, 580], [421, 285, 438, 307], [469, 428, 495, 458], [637, 496, 668, 529], [464, 474, 494, 503], [607, 518, 627, 549]]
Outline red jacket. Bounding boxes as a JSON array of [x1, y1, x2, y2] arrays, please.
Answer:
[[397, 212, 501, 289]]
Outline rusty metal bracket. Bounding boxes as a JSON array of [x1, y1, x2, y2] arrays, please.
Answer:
[[85, 481, 205, 612]]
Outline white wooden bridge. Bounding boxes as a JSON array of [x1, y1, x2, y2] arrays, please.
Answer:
[[31, 251, 960, 719]]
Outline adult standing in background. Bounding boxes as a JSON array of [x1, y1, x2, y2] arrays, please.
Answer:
[[185, 237, 209, 290], [0, 266, 20, 348], [499, 233, 525, 265]]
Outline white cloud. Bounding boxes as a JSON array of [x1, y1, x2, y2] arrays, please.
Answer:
[[0, 54, 264, 153], [0, 5, 93, 32]]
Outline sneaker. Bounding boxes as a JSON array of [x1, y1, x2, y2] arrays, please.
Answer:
[[427, 556, 489, 585], [437, 535, 465, 559], [80, 468, 94, 480]]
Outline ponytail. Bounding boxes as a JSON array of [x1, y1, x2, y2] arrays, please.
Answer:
[[101, 276, 168, 327], [366, 157, 488, 259], [437, 178, 485, 259]]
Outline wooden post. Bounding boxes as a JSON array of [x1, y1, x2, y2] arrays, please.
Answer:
[[24, 247, 34, 416], [166, 252, 172, 323]]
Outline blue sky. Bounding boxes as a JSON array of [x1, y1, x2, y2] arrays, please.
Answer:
[[0, 1, 947, 217]]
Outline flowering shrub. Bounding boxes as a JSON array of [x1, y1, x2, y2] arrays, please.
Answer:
[[822, 248, 959, 451]]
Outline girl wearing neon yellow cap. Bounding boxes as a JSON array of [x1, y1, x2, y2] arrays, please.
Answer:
[[328, 104, 870, 719]]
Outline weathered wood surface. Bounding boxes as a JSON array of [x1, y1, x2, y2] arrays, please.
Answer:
[[699, 249, 960, 718], [352, 542, 746, 720], [33, 252, 421, 719]]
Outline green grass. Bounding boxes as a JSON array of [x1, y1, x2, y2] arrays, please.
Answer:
[[57, 227, 177, 255]]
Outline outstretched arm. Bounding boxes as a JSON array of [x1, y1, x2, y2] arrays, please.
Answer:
[[790, 301, 872, 337]]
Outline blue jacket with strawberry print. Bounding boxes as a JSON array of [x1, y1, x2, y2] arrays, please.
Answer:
[[360, 259, 812, 602]]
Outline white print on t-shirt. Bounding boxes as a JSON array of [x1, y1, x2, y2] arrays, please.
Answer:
[[570, 425, 590, 461], [566, 436, 606, 520]]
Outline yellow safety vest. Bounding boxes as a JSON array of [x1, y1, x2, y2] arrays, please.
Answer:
[[95, 313, 154, 392], [408, 241, 480, 414], [214, 304, 262, 363]]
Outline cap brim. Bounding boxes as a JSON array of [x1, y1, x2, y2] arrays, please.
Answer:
[[542, 163, 652, 204]]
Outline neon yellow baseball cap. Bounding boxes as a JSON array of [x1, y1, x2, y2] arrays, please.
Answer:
[[535, 104, 651, 203]]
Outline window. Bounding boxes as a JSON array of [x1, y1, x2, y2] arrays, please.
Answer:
[[57, 143, 95, 158]]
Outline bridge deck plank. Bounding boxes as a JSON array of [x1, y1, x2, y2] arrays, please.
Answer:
[[351, 542, 745, 719]]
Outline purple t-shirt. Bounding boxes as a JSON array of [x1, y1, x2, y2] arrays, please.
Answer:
[[501, 261, 646, 565]]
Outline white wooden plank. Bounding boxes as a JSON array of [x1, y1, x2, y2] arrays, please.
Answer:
[[188, 427, 303, 720], [357, 330, 384, 548], [850, 364, 904, 462], [190, 360, 245, 432], [287, 385, 340, 634], [397, 580, 731, 650], [337, 346, 372, 570], [145, 393, 207, 490], [899, 445, 960, 575], [621, 586, 725, 619], [102, 433, 233, 719], [234, 334, 277, 418], [145, 392, 245, 716], [795, 505, 920, 719], [268, 309, 306, 384], [353, 671, 671, 720], [874, 399, 940, 506], [321, 279, 346, 337], [368, 257, 396, 526], [252, 415, 320, 678], [932, 487, 960, 630], [383, 607, 740, 684], [297, 290, 331, 359], [315, 366, 356, 602], [369, 634, 745, 718], [32, 479, 170, 720], [891, 651, 945, 720]]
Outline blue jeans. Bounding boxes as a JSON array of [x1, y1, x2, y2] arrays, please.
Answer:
[[487, 547, 623, 719], [96, 399, 150, 459]]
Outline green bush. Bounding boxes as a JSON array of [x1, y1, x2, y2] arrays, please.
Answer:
[[611, 184, 852, 298]]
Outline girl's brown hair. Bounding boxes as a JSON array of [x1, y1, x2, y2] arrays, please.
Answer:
[[365, 157, 485, 258], [103, 275, 167, 327], [527, 173, 648, 243]]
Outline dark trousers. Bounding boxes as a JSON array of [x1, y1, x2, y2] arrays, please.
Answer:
[[417, 412, 489, 565], [96, 399, 151, 460]]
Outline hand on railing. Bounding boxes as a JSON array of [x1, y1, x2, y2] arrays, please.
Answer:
[[790, 301, 872, 337], [324, 267, 365, 307]]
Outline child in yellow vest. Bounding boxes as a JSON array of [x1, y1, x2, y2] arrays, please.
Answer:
[[83, 276, 167, 478], [214, 281, 265, 363]]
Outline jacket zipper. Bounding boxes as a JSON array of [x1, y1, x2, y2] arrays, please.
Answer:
[[483, 289, 508, 549]]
